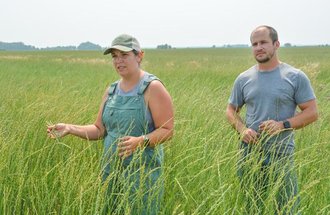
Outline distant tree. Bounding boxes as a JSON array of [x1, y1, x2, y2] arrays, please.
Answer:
[[0, 42, 37, 51], [284, 43, 292, 47], [157, 44, 172, 49], [0, 41, 104, 51], [224, 44, 249, 48], [41, 46, 76, 51], [77, 41, 102, 50]]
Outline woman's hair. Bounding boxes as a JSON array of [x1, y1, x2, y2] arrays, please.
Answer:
[[132, 49, 144, 64]]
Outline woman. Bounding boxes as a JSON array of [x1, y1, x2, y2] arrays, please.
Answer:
[[47, 34, 174, 214]]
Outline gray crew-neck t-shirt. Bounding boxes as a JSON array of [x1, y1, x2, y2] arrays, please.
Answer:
[[228, 63, 316, 154]]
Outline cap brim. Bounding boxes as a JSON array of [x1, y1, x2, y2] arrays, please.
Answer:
[[103, 45, 133, 55]]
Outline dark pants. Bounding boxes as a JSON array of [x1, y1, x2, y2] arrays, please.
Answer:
[[237, 142, 300, 215]]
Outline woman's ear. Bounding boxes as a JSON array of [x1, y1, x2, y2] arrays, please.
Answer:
[[137, 51, 144, 63]]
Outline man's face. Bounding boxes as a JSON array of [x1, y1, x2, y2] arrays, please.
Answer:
[[251, 28, 279, 63]]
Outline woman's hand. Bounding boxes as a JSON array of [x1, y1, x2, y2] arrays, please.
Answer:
[[117, 136, 143, 158], [47, 123, 70, 139]]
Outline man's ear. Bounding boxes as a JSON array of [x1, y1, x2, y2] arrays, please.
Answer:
[[274, 40, 280, 49]]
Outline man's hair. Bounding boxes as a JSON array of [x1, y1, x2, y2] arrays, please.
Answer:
[[251, 25, 278, 43]]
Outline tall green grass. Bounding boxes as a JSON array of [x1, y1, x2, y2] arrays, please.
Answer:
[[0, 48, 329, 214]]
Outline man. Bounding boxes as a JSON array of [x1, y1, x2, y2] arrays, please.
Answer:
[[226, 25, 318, 214]]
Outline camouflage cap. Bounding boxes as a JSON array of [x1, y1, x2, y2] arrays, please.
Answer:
[[104, 34, 141, 55]]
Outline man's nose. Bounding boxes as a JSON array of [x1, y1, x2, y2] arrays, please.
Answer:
[[255, 43, 263, 50]]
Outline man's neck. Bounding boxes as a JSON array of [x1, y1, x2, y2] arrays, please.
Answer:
[[258, 58, 281, 71]]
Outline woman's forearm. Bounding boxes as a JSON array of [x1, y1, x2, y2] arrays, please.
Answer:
[[67, 124, 104, 140]]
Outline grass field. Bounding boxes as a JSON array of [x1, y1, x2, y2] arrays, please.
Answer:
[[0, 47, 329, 214]]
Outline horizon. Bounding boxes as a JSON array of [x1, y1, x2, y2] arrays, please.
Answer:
[[1, 40, 329, 50]]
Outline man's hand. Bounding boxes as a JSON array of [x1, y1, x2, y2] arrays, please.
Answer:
[[259, 120, 284, 135], [241, 128, 259, 144]]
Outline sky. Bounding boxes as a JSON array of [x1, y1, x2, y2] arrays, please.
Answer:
[[1, 0, 330, 48]]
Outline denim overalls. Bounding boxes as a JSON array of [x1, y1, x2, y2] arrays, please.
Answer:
[[101, 73, 164, 215]]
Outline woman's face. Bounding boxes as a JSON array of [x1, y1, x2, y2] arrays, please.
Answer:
[[110, 49, 142, 76]]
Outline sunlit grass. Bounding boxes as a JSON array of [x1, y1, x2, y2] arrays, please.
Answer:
[[0, 48, 329, 214]]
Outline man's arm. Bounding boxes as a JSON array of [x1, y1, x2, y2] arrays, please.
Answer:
[[226, 104, 258, 144], [259, 99, 318, 134], [289, 99, 318, 129], [226, 104, 245, 133]]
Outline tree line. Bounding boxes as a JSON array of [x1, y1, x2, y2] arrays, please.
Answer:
[[0, 41, 102, 51]]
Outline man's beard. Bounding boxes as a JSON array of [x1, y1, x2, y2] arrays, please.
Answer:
[[256, 56, 271, 63], [255, 51, 274, 63]]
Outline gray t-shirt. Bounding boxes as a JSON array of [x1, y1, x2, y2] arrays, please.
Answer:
[[229, 63, 316, 154]]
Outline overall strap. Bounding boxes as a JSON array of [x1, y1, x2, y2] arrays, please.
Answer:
[[138, 74, 160, 95], [108, 81, 119, 96]]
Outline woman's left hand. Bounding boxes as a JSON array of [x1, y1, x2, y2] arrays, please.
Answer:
[[118, 136, 143, 158]]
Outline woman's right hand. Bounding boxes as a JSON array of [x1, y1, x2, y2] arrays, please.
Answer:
[[47, 123, 70, 139]]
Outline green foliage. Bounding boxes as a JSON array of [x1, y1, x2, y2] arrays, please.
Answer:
[[0, 48, 329, 214], [77, 42, 102, 51]]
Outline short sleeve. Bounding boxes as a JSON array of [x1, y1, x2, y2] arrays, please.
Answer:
[[295, 71, 316, 104], [228, 77, 244, 108]]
